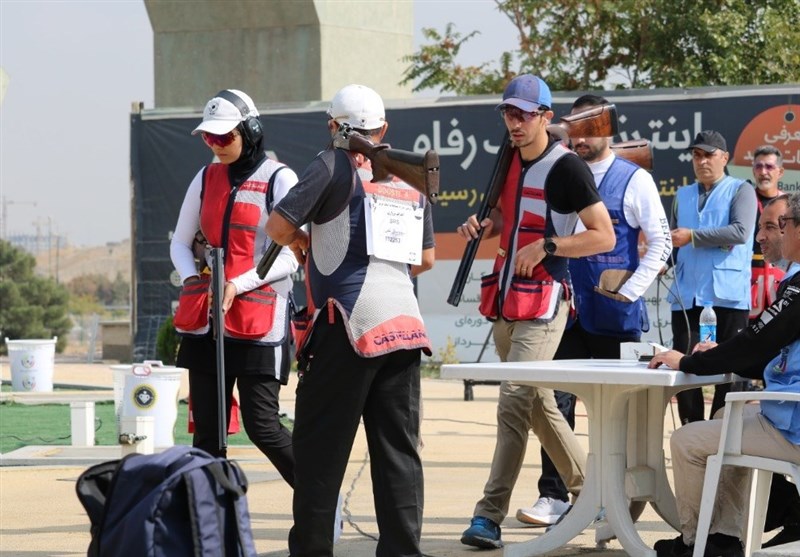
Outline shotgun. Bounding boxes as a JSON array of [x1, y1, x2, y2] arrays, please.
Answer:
[[446, 133, 513, 307], [447, 105, 620, 307], [210, 247, 227, 452], [611, 139, 653, 172], [548, 121, 653, 171], [332, 123, 440, 204]]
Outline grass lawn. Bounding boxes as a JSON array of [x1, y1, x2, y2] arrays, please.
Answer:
[[0, 400, 269, 454]]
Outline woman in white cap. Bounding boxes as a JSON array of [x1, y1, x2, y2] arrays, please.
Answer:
[[169, 89, 298, 486]]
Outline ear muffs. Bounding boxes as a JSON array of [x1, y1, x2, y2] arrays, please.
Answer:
[[215, 89, 262, 145]]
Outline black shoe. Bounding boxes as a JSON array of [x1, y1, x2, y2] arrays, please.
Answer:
[[704, 534, 744, 557], [654, 535, 692, 557], [654, 534, 743, 557], [763, 523, 800, 548]]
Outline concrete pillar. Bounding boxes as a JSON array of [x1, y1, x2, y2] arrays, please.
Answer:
[[144, 0, 413, 108]]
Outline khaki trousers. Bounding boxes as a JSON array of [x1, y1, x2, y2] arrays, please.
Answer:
[[671, 404, 800, 544], [474, 303, 588, 524]]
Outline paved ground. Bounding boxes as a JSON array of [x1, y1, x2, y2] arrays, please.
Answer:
[[1, 361, 690, 556]]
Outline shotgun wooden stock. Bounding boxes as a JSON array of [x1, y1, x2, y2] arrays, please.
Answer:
[[552, 104, 619, 139], [447, 133, 513, 307], [333, 125, 440, 204], [611, 139, 653, 171]]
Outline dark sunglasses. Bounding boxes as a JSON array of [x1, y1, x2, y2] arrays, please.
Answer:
[[500, 106, 543, 123], [201, 131, 238, 148], [753, 162, 779, 172], [778, 215, 797, 230]]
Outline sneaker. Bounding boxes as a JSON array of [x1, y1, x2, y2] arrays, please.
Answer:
[[461, 516, 503, 549], [544, 505, 604, 533], [333, 493, 343, 543], [516, 497, 571, 526]]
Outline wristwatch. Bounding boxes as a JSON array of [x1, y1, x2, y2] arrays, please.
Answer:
[[543, 237, 557, 256]]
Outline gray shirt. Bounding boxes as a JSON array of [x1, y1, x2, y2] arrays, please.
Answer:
[[670, 175, 757, 247]]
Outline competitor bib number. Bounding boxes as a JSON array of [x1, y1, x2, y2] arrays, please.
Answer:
[[364, 195, 424, 265]]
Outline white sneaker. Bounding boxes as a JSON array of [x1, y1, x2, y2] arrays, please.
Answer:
[[333, 493, 344, 543], [516, 497, 571, 525]]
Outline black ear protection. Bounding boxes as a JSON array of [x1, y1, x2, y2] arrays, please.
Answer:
[[215, 89, 263, 145]]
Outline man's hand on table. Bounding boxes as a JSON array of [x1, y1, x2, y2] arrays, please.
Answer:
[[648, 350, 685, 370]]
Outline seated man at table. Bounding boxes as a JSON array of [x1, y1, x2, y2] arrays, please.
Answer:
[[648, 192, 800, 557]]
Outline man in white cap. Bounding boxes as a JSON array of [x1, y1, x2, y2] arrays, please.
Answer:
[[266, 84, 434, 556]]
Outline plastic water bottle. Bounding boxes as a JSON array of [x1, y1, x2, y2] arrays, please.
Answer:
[[699, 305, 717, 343]]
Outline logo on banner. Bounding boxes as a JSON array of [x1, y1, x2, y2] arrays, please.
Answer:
[[730, 104, 800, 192]]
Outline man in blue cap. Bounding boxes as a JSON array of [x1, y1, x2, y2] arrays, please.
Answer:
[[457, 74, 614, 548]]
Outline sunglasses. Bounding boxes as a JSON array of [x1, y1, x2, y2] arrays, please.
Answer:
[[201, 130, 238, 148], [778, 215, 797, 230], [500, 106, 543, 123], [753, 162, 779, 172]]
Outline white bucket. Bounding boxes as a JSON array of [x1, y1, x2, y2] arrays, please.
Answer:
[[110, 360, 186, 447], [4, 337, 57, 392]]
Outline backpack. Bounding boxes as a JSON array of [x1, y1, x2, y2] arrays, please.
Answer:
[[75, 445, 257, 557]]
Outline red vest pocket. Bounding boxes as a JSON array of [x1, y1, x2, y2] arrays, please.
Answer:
[[479, 272, 500, 320], [173, 275, 211, 334], [503, 277, 553, 321], [224, 289, 276, 339]]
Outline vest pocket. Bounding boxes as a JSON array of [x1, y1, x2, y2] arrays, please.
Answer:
[[173, 275, 211, 335], [225, 289, 277, 339], [503, 277, 554, 321], [291, 307, 314, 361], [479, 272, 500, 320]]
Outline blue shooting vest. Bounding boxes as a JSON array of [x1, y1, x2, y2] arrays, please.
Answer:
[[669, 176, 752, 311], [762, 338, 800, 445], [570, 157, 646, 336]]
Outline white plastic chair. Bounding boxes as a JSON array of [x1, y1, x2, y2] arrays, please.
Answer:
[[693, 391, 800, 557]]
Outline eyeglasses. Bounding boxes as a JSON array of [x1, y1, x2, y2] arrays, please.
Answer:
[[753, 162, 779, 172], [778, 215, 797, 230], [500, 106, 543, 123], [201, 131, 238, 148]]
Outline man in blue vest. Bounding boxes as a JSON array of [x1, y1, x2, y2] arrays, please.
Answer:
[[516, 94, 673, 526], [668, 130, 757, 424]]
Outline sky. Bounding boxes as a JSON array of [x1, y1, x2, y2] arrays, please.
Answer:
[[0, 0, 516, 247]]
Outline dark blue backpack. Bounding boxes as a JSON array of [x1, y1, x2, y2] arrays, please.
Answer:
[[76, 445, 257, 557]]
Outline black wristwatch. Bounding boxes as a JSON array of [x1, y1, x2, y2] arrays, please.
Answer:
[[543, 237, 557, 256]]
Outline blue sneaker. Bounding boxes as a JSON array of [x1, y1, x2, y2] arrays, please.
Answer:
[[461, 516, 503, 549]]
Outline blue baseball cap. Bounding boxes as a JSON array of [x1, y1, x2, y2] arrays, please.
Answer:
[[497, 74, 552, 112]]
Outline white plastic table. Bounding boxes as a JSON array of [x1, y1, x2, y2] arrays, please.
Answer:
[[441, 359, 735, 557]]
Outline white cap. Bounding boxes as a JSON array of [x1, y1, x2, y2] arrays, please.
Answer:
[[327, 84, 385, 130], [192, 89, 258, 135]]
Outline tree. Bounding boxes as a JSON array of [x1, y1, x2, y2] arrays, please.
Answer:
[[0, 240, 71, 354], [401, 0, 800, 95]]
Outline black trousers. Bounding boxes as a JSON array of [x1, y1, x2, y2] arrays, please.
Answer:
[[288, 313, 423, 557], [537, 321, 638, 502], [670, 306, 749, 424], [188, 370, 295, 486]]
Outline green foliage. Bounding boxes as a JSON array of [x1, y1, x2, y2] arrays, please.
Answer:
[[402, 0, 800, 94], [156, 315, 180, 365], [0, 240, 71, 354]]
